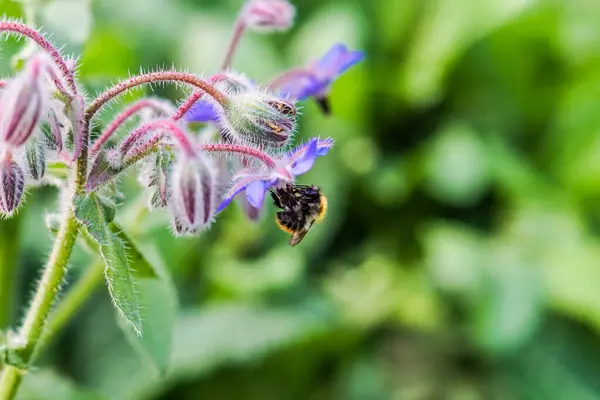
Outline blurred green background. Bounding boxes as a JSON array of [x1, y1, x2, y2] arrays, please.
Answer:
[[2, 0, 600, 399]]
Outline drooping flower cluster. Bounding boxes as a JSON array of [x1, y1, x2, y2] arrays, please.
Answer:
[[0, 0, 363, 242]]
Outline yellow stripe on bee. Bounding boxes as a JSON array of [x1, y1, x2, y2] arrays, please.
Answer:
[[275, 215, 295, 234], [317, 195, 328, 222]]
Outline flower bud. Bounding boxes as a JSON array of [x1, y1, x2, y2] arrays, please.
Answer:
[[220, 91, 297, 147], [0, 55, 50, 149], [0, 157, 25, 216], [86, 150, 122, 191], [25, 136, 46, 181], [241, 0, 295, 32], [169, 153, 217, 235], [140, 149, 172, 209]]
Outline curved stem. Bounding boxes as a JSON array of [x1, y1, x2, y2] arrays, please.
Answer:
[[120, 119, 195, 158], [221, 19, 246, 70], [85, 71, 227, 123], [0, 212, 78, 397], [91, 99, 174, 156], [200, 143, 276, 168], [172, 73, 229, 121], [78, 72, 227, 192], [0, 21, 77, 96]]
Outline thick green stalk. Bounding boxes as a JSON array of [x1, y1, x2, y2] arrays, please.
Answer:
[[0, 212, 79, 399], [42, 260, 104, 348], [0, 368, 20, 400], [0, 217, 22, 329]]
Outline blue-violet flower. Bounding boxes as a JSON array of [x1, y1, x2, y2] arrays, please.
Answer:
[[216, 137, 333, 212]]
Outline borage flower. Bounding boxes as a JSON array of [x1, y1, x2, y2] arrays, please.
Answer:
[[216, 137, 333, 213], [272, 43, 364, 114]]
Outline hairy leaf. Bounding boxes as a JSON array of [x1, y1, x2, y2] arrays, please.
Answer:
[[113, 225, 177, 375], [74, 194, 142, 336]]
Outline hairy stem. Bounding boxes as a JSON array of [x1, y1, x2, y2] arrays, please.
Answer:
[[0, 212, 78, 398], [78, 71, 227, 192], [221, 19, 246, 70], [200, 143, 276, 168], [85, 71, 227, 122], [0, 216, 22, 329], [172, 74, 228, 121], [41, 260, 104, 349], [91, 99, 174, 156], [0, 21, 77, 95], [120, 119, 195, 158]]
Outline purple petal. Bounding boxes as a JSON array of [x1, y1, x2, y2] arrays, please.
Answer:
[[246, 180, 268, 208], [184, 100, 218, 123], [290, 138, 317, 175], [315, 44, 365, 84], [216, 176, 259, 213], [280, 75, 323, 100], [336, 50, 365, 76], [316, 43, 348, 73], [316, 138, 334, 156]]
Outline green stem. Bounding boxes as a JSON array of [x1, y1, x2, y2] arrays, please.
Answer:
[[0, 212, 79, 398], [41, 260, 104, 348], [0, 368, 20, 400], [0, 217, 22, 329]]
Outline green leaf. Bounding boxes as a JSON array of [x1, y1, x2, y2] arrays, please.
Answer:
[[73, 194, 115, 242], [100, 302, 334, 400], [74, 194, 141, 336], [113, 226, 177, 375], [16, 370, 105, 400], [102, 231, 142, 336]]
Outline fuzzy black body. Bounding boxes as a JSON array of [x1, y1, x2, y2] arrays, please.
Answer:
[[270, 184, 327, 246]]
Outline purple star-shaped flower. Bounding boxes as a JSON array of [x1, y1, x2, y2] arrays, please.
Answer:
[[216, 137, 333, 212], [185, 44, 364, 122], [276, 43, 364, 112]]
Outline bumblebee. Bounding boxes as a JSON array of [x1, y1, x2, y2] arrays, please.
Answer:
[[270, 184, 328, 247]]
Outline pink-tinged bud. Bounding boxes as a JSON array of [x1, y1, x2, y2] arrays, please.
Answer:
[[0, 56, 50, 149], [169, 154, 217, 236], [0, 156, 25, 216], [242, 0, 295, 32]]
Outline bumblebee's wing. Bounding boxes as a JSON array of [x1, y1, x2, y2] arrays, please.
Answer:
[[288, 220, 316, 247], [289, 229, 309, 247]]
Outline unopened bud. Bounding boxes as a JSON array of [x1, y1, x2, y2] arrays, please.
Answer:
[[86, 150, 121, 191], [0, 55, 50, 149], [221, 91, 297, 147], [242, 0, 295, 32], [0, 156, 25, 216], [169, 154, 217, 235], [25, 136, 46, 181], [140, 149, 172, 209]]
